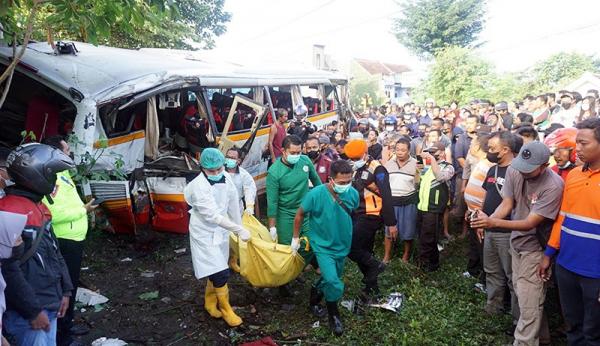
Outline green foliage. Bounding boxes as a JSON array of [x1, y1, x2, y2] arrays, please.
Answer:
[[19, 130, 36, 144], [350, 79, 384, 112], [0, 0, 230, 49], [67, 134, 127, 184], [419, 46, 496, 105], [392, 0, 486, 59], [524, 52, 597, 94]]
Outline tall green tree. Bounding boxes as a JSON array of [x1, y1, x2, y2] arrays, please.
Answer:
[[418, 46, 495, 105], [525, 52, 598, 94], [392, 0, 486, 59]]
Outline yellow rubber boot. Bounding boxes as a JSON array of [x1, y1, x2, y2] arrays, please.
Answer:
[[204, 281, 222, 318], [214, 284, 242, 327]]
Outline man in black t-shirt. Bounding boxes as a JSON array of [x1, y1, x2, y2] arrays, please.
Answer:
[[480, 131, 522, 325]]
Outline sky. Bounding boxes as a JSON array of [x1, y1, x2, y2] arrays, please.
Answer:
[[207, 0, 600, 75]]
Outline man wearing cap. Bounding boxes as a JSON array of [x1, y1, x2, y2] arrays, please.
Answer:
[[345, 139, 397, 298], [417, 141, 455, 271], [287, 104, 316, 142], [472, 141, 564, 346], [305, 137, 332, 184], [184, 148, 251, 327], [495, 101, 513, 131]]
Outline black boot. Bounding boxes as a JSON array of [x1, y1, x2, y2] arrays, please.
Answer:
[[359, 283, 380, 304], [309, 287, 327, 318], [326, 301, 344, 336]]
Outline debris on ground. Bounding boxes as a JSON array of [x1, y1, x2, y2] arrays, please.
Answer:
[[76, 288, 109, 306], [369, 292, 404, 313], [140, 270, 160, 278], [120, 257, 132, 262], [91, 337, 127, 346], [138, 290, 159, 301], [174, 248, 187, 254]]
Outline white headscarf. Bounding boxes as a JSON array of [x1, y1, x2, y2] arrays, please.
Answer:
[[0, 210, 27, 324]]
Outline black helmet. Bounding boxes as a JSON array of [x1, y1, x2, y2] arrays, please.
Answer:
[[7, 143, 75, 196]]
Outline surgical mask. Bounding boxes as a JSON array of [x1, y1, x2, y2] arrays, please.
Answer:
[[224, 158, 238, 169], [332, 182, 351, 194], [306, 150, 320, 160], [486, 152, 501, 163], [385, 126, 395, 132], [206, 171, 224, 182], [286, 154, 301, 164], [582, 103, 590, 111], [558, 161, 574, 170], [352, 159, 366, 171], [1, 177, 14, 187], [11, 243, 24, 259]]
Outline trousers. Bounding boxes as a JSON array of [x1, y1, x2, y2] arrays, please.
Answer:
[[314, 253, 346, 302], [556, 263, 600, 346]]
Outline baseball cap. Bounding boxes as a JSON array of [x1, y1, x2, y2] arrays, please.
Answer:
[[510, 141, 551, 174], [423, 141, 445, 154], [358, 118, 369, 125], [495, 101, 508, 111]]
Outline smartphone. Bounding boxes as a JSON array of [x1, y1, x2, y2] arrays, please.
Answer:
[[91, 197, 106, 206]]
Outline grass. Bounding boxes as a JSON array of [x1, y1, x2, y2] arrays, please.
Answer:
[[242, 227, 567, 346]]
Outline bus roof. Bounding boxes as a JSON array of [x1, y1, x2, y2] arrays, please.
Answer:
[[0, 42, 347, 103]]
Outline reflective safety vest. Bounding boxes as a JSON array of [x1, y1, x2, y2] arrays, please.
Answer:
[[417, 162, 451, 213], [353, 159, 383, 216]]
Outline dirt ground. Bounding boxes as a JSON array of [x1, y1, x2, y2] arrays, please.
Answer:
[[74, 221, 566, 346]]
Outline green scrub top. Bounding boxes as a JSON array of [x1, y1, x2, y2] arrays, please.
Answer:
[[301, 184, 359, 256], [266, 155, 322, 244]]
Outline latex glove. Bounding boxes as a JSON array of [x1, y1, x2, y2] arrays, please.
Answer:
[[269, 227, 278, 241], [290, 237, 300, 254], [238, 227, 251, 242], [245, 204, 255, 215]]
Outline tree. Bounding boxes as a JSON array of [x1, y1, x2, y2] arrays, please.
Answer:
[[0, 0, 230, 49], [392, 0, 486, 59], [418, 46, 495, 105], [525, 52, 598, 94]]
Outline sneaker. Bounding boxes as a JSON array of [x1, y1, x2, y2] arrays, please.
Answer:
[[474, 283, 487, 294], [462, 271, 473, 278]]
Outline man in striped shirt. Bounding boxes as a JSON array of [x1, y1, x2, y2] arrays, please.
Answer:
[[538, 118, 600, 345]]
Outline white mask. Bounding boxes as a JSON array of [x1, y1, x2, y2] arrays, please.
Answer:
[[582, 103, 590, 111]]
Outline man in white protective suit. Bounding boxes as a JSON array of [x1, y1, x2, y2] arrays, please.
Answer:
[[184, 147, 251, 327]]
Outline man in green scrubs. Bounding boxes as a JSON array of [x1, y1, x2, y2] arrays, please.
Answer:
[[267, 134, 321, 245], [291, 160, 359, 336]]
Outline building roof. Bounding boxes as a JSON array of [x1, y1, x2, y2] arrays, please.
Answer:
[[354, 58, 411, 75], [564, 71, 600, 95]]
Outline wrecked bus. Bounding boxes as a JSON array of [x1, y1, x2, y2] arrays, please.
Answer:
[[0, 42, 350, 234]]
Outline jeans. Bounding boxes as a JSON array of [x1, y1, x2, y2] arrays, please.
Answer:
[[4, 309, 57, 346]]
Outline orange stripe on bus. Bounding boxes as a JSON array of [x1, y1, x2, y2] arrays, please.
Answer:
[[150, 193, 186, 202], [94, 130, 145, 148]]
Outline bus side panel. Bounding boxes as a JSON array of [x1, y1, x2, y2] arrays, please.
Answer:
[[94, 130, 146, 173], [146, 177, 189, 234], [90, 181, 137, 234]]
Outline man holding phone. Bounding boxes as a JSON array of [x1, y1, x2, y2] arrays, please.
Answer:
[[42, 136, 97, 346]]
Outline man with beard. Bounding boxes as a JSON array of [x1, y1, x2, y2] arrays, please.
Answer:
[[472, 141, 564, 346]]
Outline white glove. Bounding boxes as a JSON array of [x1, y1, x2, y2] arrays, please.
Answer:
[[290, 237, 300, 254], [244, 204, 255, 215], [269, 227, 278, 241], [238, 227, 251, 242]]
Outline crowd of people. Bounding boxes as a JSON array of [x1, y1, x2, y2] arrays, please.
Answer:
[[0, 89, 599, 345]]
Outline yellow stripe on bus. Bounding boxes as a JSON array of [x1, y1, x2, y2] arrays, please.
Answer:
[[150, 193, 186, 202], [94, 130, 145, 148], [222, 111, 337, 142]]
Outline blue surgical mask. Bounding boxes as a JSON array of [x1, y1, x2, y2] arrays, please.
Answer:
[[333, 183, 351, 194], [352, 159, 366, 171], [286, 154, 301, 165], [207, 171, 224, 182], [224, 158, 238, 169]]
